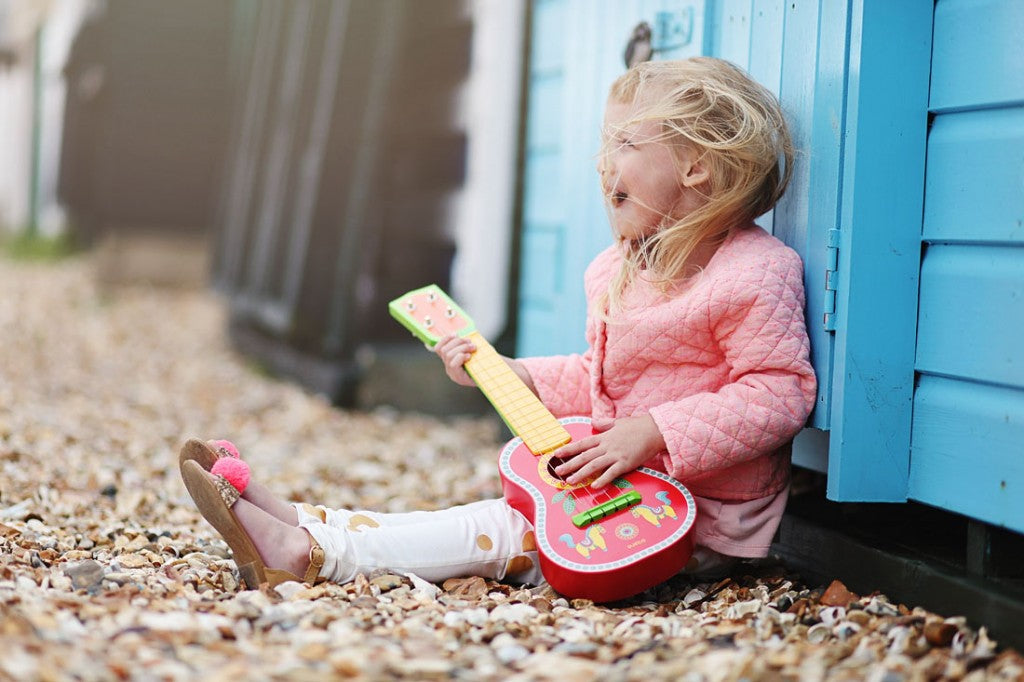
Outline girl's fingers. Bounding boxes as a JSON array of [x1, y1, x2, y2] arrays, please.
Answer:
[[566, 456, 609, 485], [555, 443, 604, 477], [553, 436, 599, 460], [590, 462, 628, 489]]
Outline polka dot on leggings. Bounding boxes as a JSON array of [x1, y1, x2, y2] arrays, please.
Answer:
[[476, 534, 494, 551], [347, 514, 380, 532], [506, 555, 534, 575]]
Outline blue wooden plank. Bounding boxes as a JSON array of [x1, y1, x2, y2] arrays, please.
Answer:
[[703, 0, 753, 67], [923, 108, 1024, 245], [800, 0, 849, 429], [526, 75, 564, 151], [523, 153, 564, 225], [916, 244, 1024, 389], [772, 1, 817, 248], [520, 227, 565, 304], [909, 375, 1024, 533], [531, 0, 567, 74], [930, 0, 1024, 113], [748, 0, 784, 96], [826, 0, 932, 502]]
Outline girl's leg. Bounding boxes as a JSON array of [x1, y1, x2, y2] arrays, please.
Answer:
[[230, 495, 312, 578], [294, 499, 543, 586], [241, 481, 299, 526]]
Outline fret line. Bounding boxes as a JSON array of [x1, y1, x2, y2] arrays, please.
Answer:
[[464, 332, 570, 453]]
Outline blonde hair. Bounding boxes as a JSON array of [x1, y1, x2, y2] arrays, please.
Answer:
[[599, 57, 794, 313]]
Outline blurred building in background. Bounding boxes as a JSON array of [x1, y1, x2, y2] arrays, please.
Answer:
[[214, 0, 523, 408], [217, 1, 506, 407], [0, 0, 524, 410]]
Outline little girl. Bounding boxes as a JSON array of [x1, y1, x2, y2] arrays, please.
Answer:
[[180, 57, 816, 591]]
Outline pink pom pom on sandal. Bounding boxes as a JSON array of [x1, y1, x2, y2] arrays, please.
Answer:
[[178, 438, 242, 473]]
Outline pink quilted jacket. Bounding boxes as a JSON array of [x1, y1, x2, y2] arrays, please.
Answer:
[[519, 225, 817, 501]]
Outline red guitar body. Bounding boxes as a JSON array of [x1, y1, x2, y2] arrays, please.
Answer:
[[498, 418, 696, 602]]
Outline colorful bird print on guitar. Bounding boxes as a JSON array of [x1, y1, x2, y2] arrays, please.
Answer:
[[389, 285, 696, 602]]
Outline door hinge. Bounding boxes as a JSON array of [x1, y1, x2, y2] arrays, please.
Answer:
[[823, 228, 840, 332]]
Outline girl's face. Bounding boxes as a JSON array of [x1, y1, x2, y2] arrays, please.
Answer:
[[598, 97, 706, 242]]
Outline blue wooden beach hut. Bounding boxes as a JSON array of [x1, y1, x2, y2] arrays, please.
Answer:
[[515, 0, 1023, 537]]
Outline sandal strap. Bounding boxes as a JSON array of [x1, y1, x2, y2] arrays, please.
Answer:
[[213, 474, 241, 507], [303, 540, 325, 584]]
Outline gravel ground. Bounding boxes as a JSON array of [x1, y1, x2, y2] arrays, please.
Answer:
[[1, 254, 1022, 681]]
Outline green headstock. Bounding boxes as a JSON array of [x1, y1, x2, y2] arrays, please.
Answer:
[[388, 284, 476, 347]]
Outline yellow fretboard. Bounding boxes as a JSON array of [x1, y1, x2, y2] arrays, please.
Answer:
[[463, 331, 570, 455]]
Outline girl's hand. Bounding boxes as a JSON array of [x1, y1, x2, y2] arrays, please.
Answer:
[[433, 334, 477, 386], [553, 414, 666, 489]]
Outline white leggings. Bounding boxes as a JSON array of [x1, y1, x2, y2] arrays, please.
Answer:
[[295, 498, 734, 586]]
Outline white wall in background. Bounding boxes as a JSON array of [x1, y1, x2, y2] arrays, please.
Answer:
[[448, 0, 525, 340]]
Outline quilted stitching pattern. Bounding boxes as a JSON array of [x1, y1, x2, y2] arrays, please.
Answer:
[[519, 226, 817, 501]]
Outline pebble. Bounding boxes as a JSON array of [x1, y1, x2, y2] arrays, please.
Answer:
[[63, 560, 105, 591], [0, 257, 1021, 681]]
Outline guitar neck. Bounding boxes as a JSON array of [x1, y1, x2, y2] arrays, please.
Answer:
[[463, 331, 571, 455]]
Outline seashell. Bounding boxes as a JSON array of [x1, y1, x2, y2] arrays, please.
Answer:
[[369, 573, 405, 592], [887, 625, 913, 654], [807, 622, 831, 644], [845, 609, 872, 627], [865, 596, 899, 617], [682, 588, 707, 608], [102, 572, 134, 586], [819, 606, 846, 626], [834, 621, 861, 641]]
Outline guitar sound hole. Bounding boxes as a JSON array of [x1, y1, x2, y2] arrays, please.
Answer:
[[546, 456, 572, 482]]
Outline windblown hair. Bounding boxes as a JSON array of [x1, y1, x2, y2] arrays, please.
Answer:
[[599, 57, 794, 314]]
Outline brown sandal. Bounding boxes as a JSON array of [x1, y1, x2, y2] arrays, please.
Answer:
[[180, 459, 325, 589], [178, 438, 231, 472]]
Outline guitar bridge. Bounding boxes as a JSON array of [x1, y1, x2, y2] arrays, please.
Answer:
[[571, 491, 642, 528]]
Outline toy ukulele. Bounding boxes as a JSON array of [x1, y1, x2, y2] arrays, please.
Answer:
[[389, 285, 695, 602]]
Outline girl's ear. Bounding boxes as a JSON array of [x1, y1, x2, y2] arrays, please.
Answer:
[[681, 155, 710, 188]]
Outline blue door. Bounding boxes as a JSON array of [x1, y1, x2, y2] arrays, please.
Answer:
[[907, 0, 1024, 532]]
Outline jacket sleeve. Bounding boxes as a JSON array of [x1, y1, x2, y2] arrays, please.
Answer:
[[648, 250, 817, 480], [517, 350, 593, 418]]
